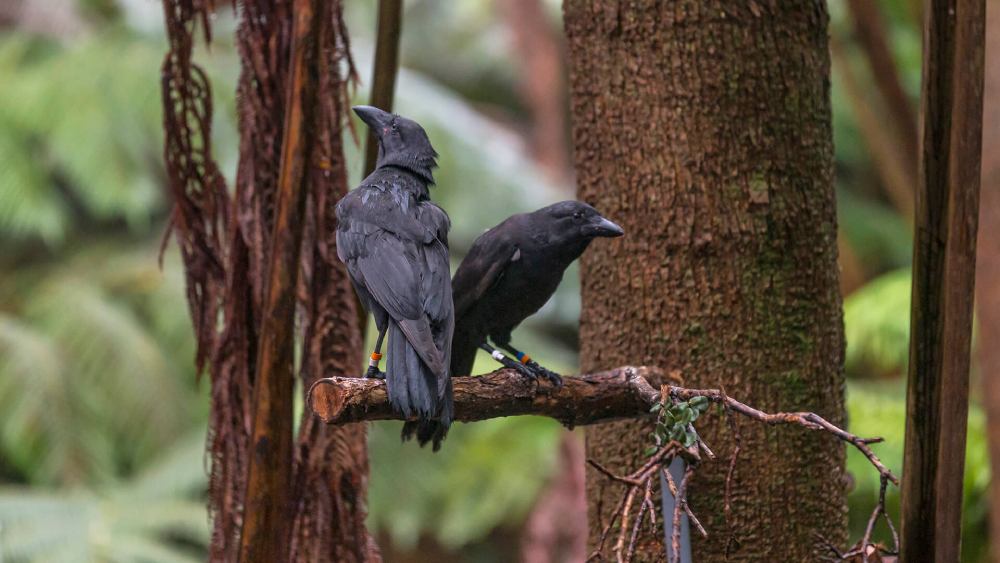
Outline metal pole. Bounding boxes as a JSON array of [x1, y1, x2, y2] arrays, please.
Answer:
[[661, 457, 692, 563]]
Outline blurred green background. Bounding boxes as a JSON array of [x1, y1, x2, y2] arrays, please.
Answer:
[[0, 0, 990, 561]]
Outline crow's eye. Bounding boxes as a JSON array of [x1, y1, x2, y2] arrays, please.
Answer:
[[390, 122, 398, 131], [573, 212, 582, 219]]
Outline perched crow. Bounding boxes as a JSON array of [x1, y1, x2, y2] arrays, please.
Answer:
[[450, 201, 623, 386], [336, 106, 454, 450]]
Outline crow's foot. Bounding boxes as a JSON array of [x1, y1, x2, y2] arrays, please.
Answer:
[[526, 361, 563, 389], [501, 357, 539, 387], [364, 365, 385, 379]]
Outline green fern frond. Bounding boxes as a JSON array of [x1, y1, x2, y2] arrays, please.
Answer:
[[0, 243, 203, 487], [0, 314, 117, 487], [121, 431, 207, 502], [0, 425, 209, 563], [0, 30, 238, 245], [0, 128, 69, 244], [0, 442, 209, 563]]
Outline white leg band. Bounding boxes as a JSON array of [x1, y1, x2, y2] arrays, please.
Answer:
[[491, 350, 505, 362], [369, 357, 379, 367]]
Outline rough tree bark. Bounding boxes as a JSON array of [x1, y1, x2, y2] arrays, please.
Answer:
[[563, 2, 847, 561], [238, 0, 320, 557]]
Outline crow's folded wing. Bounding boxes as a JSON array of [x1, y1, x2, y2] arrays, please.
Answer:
[[336, 189, 452, 378], [451, 227, 518, 320]]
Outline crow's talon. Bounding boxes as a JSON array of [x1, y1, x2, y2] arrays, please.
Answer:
[[539, 368, 563, 389], [505, 359, 538, 385], [524, 360, 562, 389], [364, 365, 385, 379]]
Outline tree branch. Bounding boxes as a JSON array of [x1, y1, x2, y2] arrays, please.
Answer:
[[667, 386, 898, 486], [308, 366, 676, 427], [585, 386, 898, 563], [306, 365, 899, 562]]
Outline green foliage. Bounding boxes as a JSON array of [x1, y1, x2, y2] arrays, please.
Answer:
[[367, 416, 564, 549], [645, 396, 710, 456], [0, 431, 209, 563], [0, 246, 203, 487], [0, 28, 238, 250], [844, 268, 913, 378], [846, 380, 990, 561], [0, 10, 231, 490], [837, 188, 913, 271], [0, 32, 164, 244], [843, 268, 980, 380]]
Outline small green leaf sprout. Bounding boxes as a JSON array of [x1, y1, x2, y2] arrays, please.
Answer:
[[644, 396, 711, 456]]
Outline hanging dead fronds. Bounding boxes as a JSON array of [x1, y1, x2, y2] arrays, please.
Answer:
[[160, 0, 373, 560], [160, 0, 229, 374]]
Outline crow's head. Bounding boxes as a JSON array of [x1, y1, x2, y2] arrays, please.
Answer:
[[537, 201, 624, 245], [353, 106, 438, 182]]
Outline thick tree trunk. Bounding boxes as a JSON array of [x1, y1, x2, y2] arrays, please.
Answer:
[[563, 2, 847, 561]]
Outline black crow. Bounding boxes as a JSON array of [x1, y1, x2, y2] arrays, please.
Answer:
[[451, 201, 623, 385], [336, 106, 454, 450]]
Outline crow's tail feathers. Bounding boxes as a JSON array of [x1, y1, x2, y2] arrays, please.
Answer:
[[400, 420, 448, 451], [387, 322, 454, 451]]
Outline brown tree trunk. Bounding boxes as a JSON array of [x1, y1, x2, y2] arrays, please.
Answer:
[[846, 0, 920, 182], [159, 0, 375, 560], [287, 0, 380, 560], [978, 1, 1000, 561], [564, 2, 847, 561], [521, 432, 588, 563], [500, 0, 573, 184], [898, 0, 985, 559]]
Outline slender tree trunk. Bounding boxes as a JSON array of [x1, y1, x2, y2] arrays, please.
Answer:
[[898, 0, 985, 558], [160, 0, 375, 559], [978, 1, 1000, 561], [521, 432, 588, 563], [564, 2, 847, 561], [501, 0, 573, 183], [846, 0, 920, 180], [287, 0, 380, 560]]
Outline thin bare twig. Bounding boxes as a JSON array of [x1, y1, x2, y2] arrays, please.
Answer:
[[586, 444, 679, 563], [662, 467, 707, 538], [587, 491, 627, 563], [625, 479, 655, 562], [588, 459, 643, 486], [667, 386, 897, 486], [585, 385, 896, 562], [821, 474, 898, 563], [693, 429, 716, 461], [721, 386, 741, 559]]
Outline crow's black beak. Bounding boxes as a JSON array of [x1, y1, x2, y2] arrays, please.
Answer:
[[585, 216, 624, 238], [353, 105, 392, 134]]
